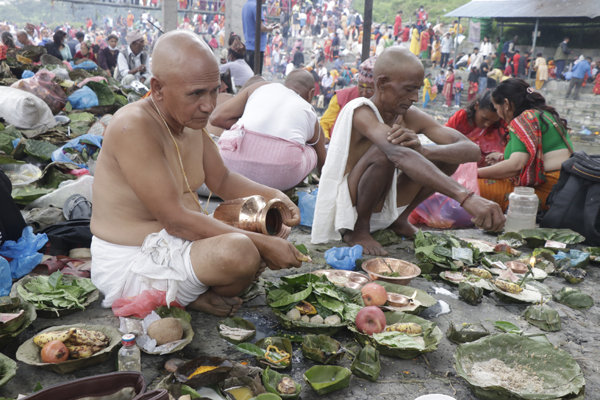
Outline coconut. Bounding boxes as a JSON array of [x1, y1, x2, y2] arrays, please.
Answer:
[[147, 318, 183, 345]]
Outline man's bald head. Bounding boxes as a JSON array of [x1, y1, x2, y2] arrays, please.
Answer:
[[284, 69, 315, 102], [152, 30, 218, 84], [373, 46, 423, 83], [241, 75, 266, 91], [372, 46, 425, 117], [150, 30, 221, 132]]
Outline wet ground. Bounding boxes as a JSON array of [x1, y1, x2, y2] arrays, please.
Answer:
[[2, 221, 600, 400]]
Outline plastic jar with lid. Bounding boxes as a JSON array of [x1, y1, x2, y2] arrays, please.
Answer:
[[504, 187, 539, 232]]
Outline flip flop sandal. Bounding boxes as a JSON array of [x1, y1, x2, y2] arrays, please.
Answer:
[[30, 255, 85, 276], [61, 260, 91, 278], [63, 194, 92, 220]]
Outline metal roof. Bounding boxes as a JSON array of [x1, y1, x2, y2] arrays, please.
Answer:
[[445, 0, 600, 19]]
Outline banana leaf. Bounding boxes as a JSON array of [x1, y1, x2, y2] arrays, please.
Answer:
[[175, 356, 234, 388], [154, 305, 192, 322], [0, 127, 22, 154], [497, 232, 524, 248], [446, 322, 489, 344], [37, 166, 76, 189], [262, 367, 301, 400], [553, 287, 593, 310], [371, 229, 402, 246], [492, 282, 545, 304], [16, 323, 121, 374], [366, 281, 436, 314], [11, 186, 54, 205], [518, 228, 585, 248], [251, 395, 282, 400], [270, 287, 312, 308], [459, 282, 483, 306], [218, 317, 256, 345], [86, 81, 115, 106], [0, 352, 16, 387], [583, 247, 600, 262], [303, 366, 351, 395], [255, 337, 293, 370], [24, 140, 59, 161], [523, 304, 561, 332], [69, 69, 92, 81], [302, 334, 345, 364], [351, 344, 380, 382], [454, 333, 585, 400], [67, 112, 96, 123], [0, 300, 36, 348], [348, 312, 443, 359], [493, 321, 522, 334]]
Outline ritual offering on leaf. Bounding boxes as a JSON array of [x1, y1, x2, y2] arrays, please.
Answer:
[[491, 278, 546, 304], [361, 258, 421, 285], [459, 282, 483, 306], [414, 230, 483, 272], [376, 281, 436, 314], [0, 297, 36, 348], [446, 322, 490, 344], [235, 337, 292, 370], [218, 317, 256, 345], [262, 366, 302, 400], [175, 356, 234, 387], [349, 311, 443, 359], [553, 287, 594, 310], [351, 344, 381, 382], [303, 365, 352, 395], [265, 273, 358, 334], [11, 272, 99, 318], [16, 323, 121, 374], [523, 304, 561, 332], [454, 333, 585, 399], [312, 269, 371, 290], [301, 334, 345, 364]]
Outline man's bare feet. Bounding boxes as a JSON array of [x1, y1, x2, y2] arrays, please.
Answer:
[[343, 230, 389, 256], [389, 218, 418, 238], [187, 289, 243, 317]]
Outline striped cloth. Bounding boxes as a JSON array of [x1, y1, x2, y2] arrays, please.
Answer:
[[219, 125, 317, 191]]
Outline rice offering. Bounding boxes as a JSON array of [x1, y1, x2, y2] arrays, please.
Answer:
[[467, 358, 546, 393]]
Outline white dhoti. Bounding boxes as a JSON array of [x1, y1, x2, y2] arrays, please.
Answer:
[[311, 98, 405, 244], [91, 229, 208, 308]]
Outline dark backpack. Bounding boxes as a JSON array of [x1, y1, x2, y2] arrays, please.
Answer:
[[502, 40, 510, 54], [540, 151, 600, 245]]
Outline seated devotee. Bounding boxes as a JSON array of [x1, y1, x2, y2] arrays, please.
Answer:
[[211, 70, 327, 191], [15, 30, 32, 47], [219, 38, 253, 88], [445, 91, 508, 168], [90, 31, 304, 318], [116, 30, 151, 87], [311, 47, 505, 255], [320, 56, 376, 141], [97, 34, 120, 77], [478, 78, 573, 211], [74, 42, 97, 63]]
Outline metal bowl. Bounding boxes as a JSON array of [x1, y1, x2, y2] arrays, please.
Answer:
[[312, 270, 371, 289], [506, 261, 528, 274], [386, 293, 412, 307], [361, 258, 421, 285]]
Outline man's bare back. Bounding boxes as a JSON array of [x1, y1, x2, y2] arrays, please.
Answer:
[[92, 99, 209, 246]]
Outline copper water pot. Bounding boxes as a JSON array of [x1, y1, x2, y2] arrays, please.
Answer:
[[213, 195, 292, 239]]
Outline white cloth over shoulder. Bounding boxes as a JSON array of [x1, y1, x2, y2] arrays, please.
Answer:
[[91, 229, 207, 307], [311, 98, 400, 244]]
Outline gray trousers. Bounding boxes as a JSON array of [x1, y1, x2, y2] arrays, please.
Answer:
[[566, 77, 583, 100]]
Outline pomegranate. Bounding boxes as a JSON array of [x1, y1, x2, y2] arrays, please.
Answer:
[[41, 340, 69, 363]]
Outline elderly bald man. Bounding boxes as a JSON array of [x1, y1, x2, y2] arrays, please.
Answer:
[[211, 70, 327, 191], [91, 31, 304, 317], [312, 47, 505, 255]]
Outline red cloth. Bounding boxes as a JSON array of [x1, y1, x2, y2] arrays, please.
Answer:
[[330, 86, 359, 137], [513, 53, 521, 69], [394, 15, 402, 36], [594, 74, 600, 95], [0, 44, 6, 61], [402, 27, 410, 42], [443, 73, 455, 106], [420, 30, 430, 52], [446, 109, 508, 168], [510, 110, 546, 186], [74, 51, 97, 62]]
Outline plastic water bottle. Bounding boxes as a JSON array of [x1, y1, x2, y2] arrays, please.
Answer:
[[118, 334, 141, 372], [504, 187, 538, 232]]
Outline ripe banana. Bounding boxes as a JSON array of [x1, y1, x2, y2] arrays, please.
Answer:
[[33, 330, 71, 347], [384, 322, 423, 334], [466, 268, 492, 280], [494, 279, 523, 294], [64, 344, 95, 359], [68, 328, 108, 346]]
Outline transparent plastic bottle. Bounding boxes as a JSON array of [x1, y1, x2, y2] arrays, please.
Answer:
[[118, 334, 141, 372], [504, 187, 539, 232]]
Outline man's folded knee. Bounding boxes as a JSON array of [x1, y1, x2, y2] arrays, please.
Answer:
[[219, 233, 261, 270]]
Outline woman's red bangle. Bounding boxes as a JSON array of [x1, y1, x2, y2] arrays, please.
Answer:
[[460, 191, 475, 207]]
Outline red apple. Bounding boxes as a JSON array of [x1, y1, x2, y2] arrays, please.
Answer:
[[355, 306, 387, 335], [361, 282, 388, 306]]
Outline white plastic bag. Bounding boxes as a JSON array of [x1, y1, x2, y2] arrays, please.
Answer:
[[0, 87, 57, 131], [25, 175, 93, 210]]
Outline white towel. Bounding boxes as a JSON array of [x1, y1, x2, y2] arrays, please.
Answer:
[[311, 98, 400, 244]]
